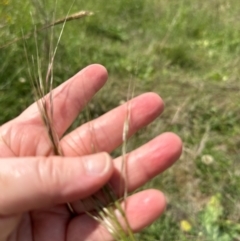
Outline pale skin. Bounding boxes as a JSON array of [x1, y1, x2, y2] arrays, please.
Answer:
[[0, 64, 182, 241]]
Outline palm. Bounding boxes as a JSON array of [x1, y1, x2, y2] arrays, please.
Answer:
[[0, 65, 182, 241]]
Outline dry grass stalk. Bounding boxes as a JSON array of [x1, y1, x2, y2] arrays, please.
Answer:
[[82, 97, 136, 240], [23, 5, 136, 240], [42, 10, 94, 29], [0, 10, 93, 49]]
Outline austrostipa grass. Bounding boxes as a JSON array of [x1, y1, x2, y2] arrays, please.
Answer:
[[0, 10, 94, 49], [2, 1, 240, 240], [23, 2, 137, 240]]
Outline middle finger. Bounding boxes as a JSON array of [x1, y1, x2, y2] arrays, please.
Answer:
[[61, 93, 163, 156]]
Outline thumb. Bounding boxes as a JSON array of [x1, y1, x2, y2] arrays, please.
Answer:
[[0, 152, 113, 215]]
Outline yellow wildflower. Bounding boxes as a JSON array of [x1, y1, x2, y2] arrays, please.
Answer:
[[180, 220, 192, 232]]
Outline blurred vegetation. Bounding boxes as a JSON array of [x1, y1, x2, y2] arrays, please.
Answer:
[[0, 0, 240, 240]]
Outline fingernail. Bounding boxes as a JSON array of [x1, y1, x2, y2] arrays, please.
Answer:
[[83, 153, 111, 176]]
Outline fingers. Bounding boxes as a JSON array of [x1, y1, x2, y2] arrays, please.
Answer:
[[111, 132, 182, 193], [19, 64, 108, 137], [61, 92, 164, 156], [67, 189, 166, 241], [68, 132, 181, 213], [0, 64, 108, 157], [0, 153, 113, 216]]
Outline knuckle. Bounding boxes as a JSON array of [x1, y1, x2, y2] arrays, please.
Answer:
[[36, 157, 64, 198]]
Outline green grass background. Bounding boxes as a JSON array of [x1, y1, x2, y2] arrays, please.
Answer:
[[0, 0, 240, 240]]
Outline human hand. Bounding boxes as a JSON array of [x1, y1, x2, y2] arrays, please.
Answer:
[[0, 64, 182, 241]]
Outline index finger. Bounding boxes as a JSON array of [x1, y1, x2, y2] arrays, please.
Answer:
[[0, 65, 108, 157], [19, 64, 108, 137]]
